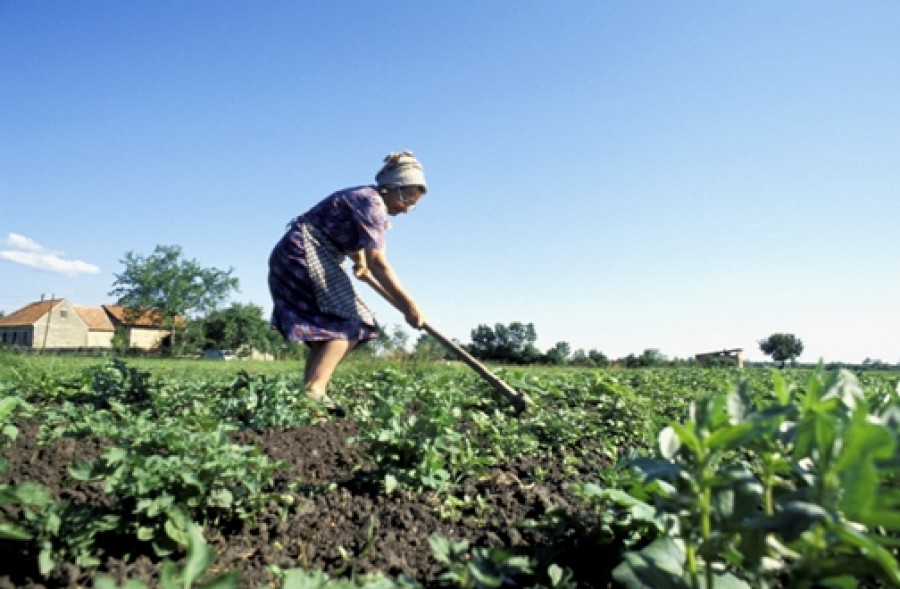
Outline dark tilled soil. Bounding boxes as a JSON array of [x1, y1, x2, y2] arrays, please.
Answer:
[[1, 419, 615, 588]]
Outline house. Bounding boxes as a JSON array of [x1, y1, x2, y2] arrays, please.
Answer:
[[695, 348, 744, 368], [101, 305, 177, 350], [73, 305, 116, 347], [0, 298, 174, 351], [0, 299, 85, 349]]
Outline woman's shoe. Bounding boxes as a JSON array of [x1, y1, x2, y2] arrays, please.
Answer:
[[309, 393, 346, 418]]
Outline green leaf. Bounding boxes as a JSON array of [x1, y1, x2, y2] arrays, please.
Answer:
[[137, 525, 156, 541], [709, 465, 763, 527], [835, 408, 895, 519], [93, 577, 149, 589], [749, 501, 829, 541], [854, 507, 900, 532], [105, 446, 128, 464], [69, 459, 100, 481], [1, 423, 18, 442], [165, 517, 190, 547], [612, 537, 689, 589], [91, 576, 118, 589], [706, 422, 754, 451], [384, 473, 398, 494], [197, 571, 239, 589], [160, 560, 179, 589], [725, 386, 750, 423], [631, 457, 682, 482], [831, 522, 900, 586], [0, 396, 21, 420], [280, 568, 330, 589], [706, 573, 753, 589], [772, 371, 790, 405], [670, 422, 702, 456], [209, 488, 233, 509], [183, 524, 215, 587], [548, 564, 564, 586], [39, 546, 56, 576], [469, 565, 504, 588], [0, 521, 32, 540], [180, 471, 204, 492], [659, 426, 680, 459], [1, 481, 52, 506]]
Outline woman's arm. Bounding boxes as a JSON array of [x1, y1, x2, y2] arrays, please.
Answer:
[[359, 247, 424, 328]]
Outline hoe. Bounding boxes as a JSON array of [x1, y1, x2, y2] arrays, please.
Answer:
[[358, 272, 533, 414]]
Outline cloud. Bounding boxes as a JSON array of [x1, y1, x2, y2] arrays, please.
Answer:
[[1, 233, 101, 277], [6, 232, 44, 252]]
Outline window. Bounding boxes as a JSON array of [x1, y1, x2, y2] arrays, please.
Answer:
[[23, 332, 30, 345], [60, 310, 68, 319]]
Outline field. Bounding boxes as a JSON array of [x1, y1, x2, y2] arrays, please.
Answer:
[[1, 353, 898, 588]]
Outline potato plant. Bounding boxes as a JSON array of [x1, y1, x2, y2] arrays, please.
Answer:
[[615, 369, 900, 588], [0, 353, 896, 587]]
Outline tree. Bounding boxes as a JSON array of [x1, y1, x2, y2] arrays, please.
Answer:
[[621, 348, 667, 368], [412, 332, 453, 361], [543, 341, 571, 365], [109, 245, 239, 354], [389, 325, 410, 354], [640, 348, 667, 366], [363, 324, 410, 358], [588, 349, 609, 367], [570, 348, 610, 367], [570, 349, 590, 366], [469, 322, 540, 364], [759, 333, 804, 368], [197, 303, 281, 357]]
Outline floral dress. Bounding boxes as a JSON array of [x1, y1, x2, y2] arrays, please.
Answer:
[[268, 186, 390, 343]]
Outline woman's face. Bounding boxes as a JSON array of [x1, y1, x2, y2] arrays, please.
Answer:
[[384, 186, 425, 216]]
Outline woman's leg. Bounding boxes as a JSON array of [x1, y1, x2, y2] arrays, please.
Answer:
[[304, 339, 358, 399]]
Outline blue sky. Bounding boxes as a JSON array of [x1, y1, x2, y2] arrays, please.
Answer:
[[2, 1, 898, 364]]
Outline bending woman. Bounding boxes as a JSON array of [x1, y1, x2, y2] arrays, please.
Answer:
[[268, 151, 427, 411]]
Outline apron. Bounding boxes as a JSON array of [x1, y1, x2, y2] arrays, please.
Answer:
[[301, 222, 376, 326]]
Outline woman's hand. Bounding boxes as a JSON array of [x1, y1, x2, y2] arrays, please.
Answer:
[[404, 302, 425, 329], [349, 250, 368, 279], [364, 247, 426, 329]]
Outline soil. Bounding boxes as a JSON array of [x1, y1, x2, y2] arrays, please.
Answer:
[[0, 418, 617, 588]]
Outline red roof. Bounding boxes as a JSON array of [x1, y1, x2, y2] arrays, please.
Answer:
[[0, 299, 63, 327], [73, 306, 115, 332], [102, 305, 181, 328], [0, 300, 179, 330]]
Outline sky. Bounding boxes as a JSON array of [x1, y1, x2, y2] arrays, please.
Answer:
[[1, 1, 898, 364]]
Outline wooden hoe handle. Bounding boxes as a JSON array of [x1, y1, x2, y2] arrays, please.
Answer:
[[359, 272, 533, 414], [422, 323, 533, 414]]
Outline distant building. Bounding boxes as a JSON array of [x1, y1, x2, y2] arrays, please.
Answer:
[[695, 348, 744, 368], [0, 298, 175, 351]]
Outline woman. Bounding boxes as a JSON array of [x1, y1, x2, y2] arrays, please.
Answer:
[[268, 151, 427, 412]]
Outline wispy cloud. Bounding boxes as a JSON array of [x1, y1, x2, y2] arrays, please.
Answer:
[[0, 233, 101, 277]]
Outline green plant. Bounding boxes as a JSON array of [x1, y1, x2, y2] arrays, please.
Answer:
[[215, 370, 324, 429], [429, 534, 534, 588], [438, 493, 492, 524], [0, 395, 53, 542], [615, 369, 900, 588], [70, 417, 278, 555], [93, 523, 239, 589], [350, 370, 491, 493], [21, 501, 120, 576], [80, 358, 155, 407], [277, 568, 421, 588], [2, 395, 118, 577]]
